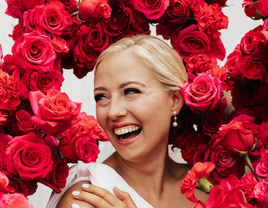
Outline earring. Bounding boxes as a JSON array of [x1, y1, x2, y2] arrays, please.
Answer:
[[173, 111, 178, 127]]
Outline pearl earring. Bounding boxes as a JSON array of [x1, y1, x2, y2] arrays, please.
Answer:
[[173, 111, 178, 127]]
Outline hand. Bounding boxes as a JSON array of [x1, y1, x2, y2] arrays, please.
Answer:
[[71, 183, 137, 208]]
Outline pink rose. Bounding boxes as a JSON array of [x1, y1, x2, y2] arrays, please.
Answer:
[[243, 0, 268, 20], [2, 193, 34, 208], [5, 132, 53, 180], [79, 0, 112, 22], [29, 88, 81, 135], [12, 32, 56, 71], [133, 0, 169, 20], [180, 74, 221, 114], [0, 172, 9, 192]]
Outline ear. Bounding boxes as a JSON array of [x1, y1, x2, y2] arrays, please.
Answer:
[[170, 90, 184, 115]]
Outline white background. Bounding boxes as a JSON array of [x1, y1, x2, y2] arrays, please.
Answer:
[[0, 0, 261, 207]]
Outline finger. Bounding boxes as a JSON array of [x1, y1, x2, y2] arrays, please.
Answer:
[[72, 190, 111, 208], [81, 183, 123, 206], [113, 187, 137, 208]]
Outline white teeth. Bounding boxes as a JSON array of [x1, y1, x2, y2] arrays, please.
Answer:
[[114, 126, 140, 136]]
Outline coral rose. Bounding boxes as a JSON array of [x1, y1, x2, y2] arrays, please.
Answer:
[[29, 88, 81, 135]]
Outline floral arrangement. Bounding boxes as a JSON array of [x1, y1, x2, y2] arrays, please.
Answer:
[[1, 0, 267, 207], [176, 0, 268, 207]]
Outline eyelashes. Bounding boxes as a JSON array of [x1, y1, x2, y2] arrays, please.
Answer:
[[124, 88, 141, 95], [94, 88, 141, 102]]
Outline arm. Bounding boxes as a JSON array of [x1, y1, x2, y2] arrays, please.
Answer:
[[56, 180, 95, 208]]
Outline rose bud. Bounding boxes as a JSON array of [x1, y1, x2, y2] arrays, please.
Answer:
[[218, 117, 256, 157], [78, 0, 112, 22]]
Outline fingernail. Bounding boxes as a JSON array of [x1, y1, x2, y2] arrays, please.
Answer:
[[82, 184, 90, 188], [72, 203, 80, 208], [72, 191, 80, 196]]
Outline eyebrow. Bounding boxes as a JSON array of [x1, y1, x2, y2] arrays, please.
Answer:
[[94, 81, 146, 92]]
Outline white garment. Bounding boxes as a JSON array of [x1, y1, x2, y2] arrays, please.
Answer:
[[46, 163, 153, 208]]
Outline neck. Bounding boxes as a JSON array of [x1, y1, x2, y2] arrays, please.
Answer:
[[105, 150, 177, 197]]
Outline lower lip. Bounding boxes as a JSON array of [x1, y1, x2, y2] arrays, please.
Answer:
[[116, 133, 140, 145]]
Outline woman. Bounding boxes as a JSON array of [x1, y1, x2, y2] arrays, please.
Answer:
[[47, 35, 209, 208]]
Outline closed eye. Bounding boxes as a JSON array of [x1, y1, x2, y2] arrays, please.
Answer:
[[124, 88, 141, 95], [94, 94, 108, 102]]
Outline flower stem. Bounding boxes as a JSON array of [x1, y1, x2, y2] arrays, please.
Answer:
[[242, 153, 260, 182]]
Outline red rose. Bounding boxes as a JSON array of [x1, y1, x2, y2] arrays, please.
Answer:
[[180, 74, 222, 114], [4, 172, 38, 196], [2, 55, 21, 75], [21, 69, 64, 94], [243, 0, 268, 20], [0, 134, 12, 171], [36, 1, 73, 36], [0, 45, 3, 70], [12, 32, 56, 71], [181, 162, 215, 202], [38, 154, 69, 193], [133, 0, 169, 20], [208, 134, 245, 183], [2, 193, 34, 208], [5, 132, 53, 180], [194, 3, 228, 39], [171, 25, 211, 58], [218, 117, 255, 157], [207, 175, 254, 208], [79, 0, 112, 22], [184, 54, 217, 75], [239, 173, 258, 203], [0, 70, 27, 111], [19, 0, 44, 10], [103, 2, 134, 37], [254, 178, 268, 203], [15, 110, 37, 133], [71, 23, 111, 78], [201, 109, 225, 137], [240, 29, 268, 62], [166, 0, 190, 24], [193, 201, 206, 208], [29, 88, 81, 135]]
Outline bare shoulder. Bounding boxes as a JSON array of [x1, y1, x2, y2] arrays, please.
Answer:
[[56, 180, 95, 208]]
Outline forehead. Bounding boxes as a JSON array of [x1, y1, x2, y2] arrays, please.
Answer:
[[94, 51, 154, 86]]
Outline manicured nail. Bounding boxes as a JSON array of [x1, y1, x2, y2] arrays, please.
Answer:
[[72, 191, 80, 196], [82, 184, 90, 188], [72, 203, 80, 208]]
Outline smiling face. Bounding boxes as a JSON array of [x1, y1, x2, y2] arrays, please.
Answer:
[[94, 51, 178, 162]]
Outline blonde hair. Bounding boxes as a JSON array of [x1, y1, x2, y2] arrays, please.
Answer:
[[95, 35, 187, 92]]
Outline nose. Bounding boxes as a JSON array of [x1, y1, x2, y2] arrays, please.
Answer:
[[107, 96, 127, 120]]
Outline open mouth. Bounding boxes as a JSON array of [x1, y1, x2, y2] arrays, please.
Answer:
[[114, 125, 142, 141]]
